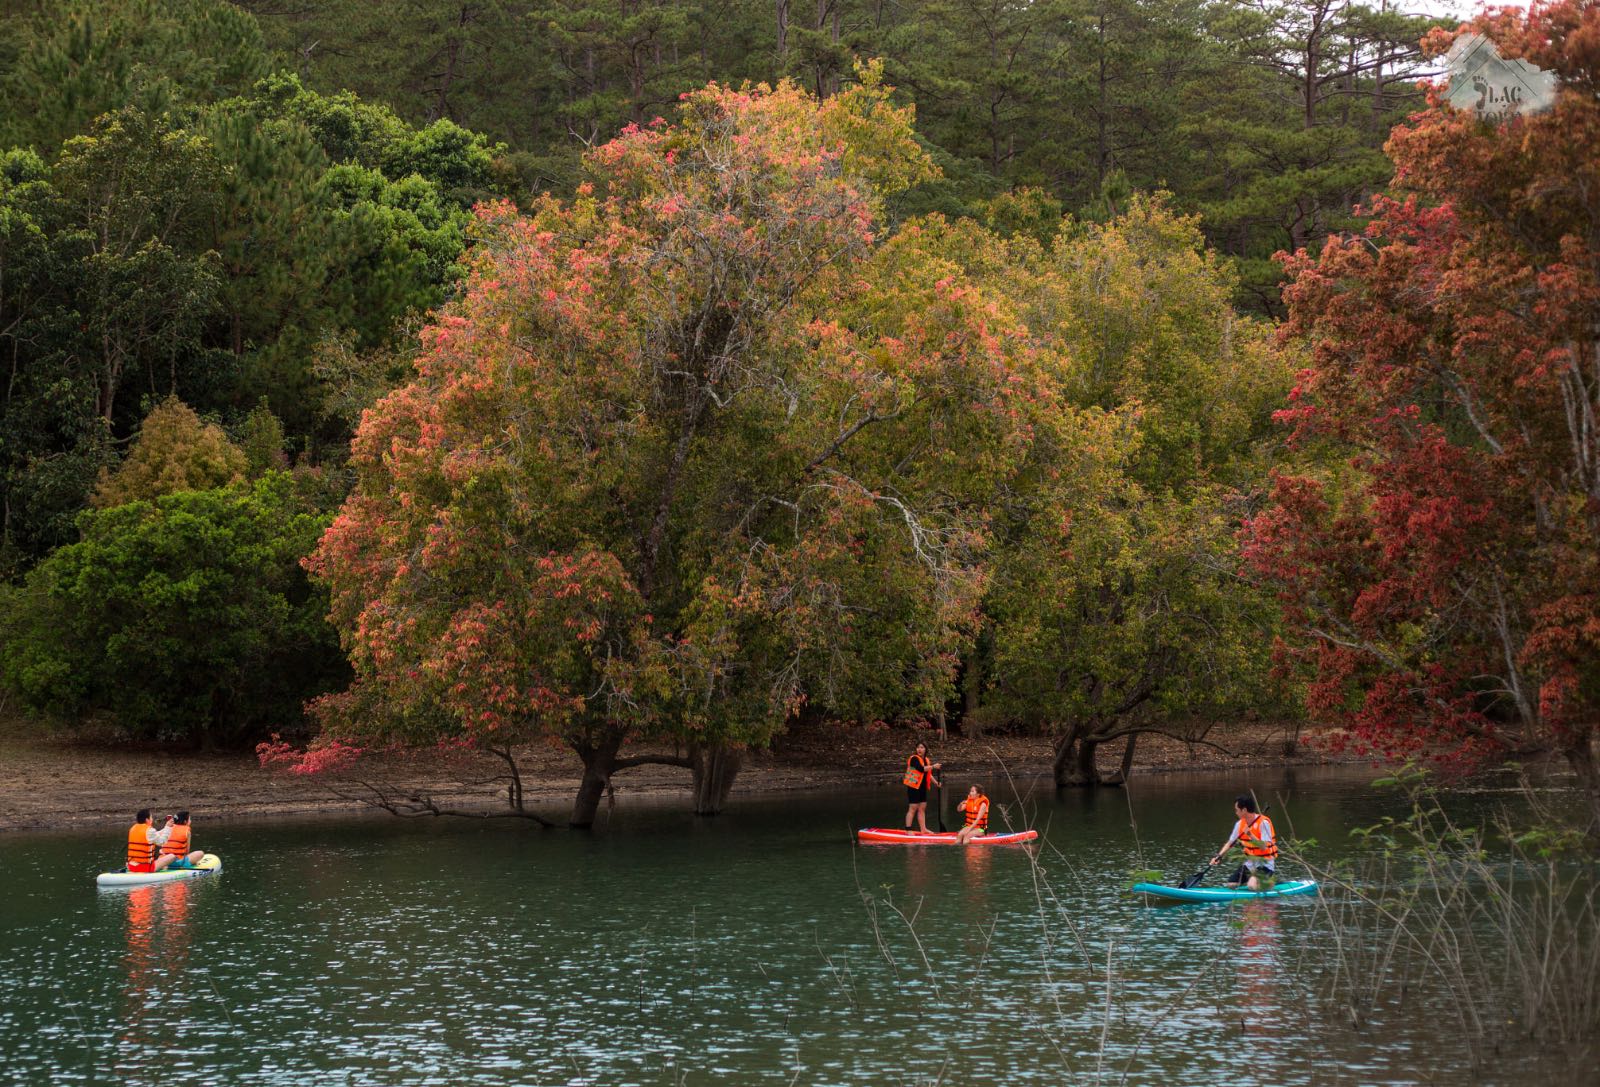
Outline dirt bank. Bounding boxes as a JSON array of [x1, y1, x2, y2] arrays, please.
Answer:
[[0, 714, 1362, 832]]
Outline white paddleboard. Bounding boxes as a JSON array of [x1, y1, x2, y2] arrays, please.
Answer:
[[95, 853, 222, 888]]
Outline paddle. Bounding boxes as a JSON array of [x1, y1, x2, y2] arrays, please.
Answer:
[[1182, 801, 1272, 888], [932, 772, 945, 833]]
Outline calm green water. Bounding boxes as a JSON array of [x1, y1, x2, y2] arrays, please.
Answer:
[[0, 767, 1566, 1085]]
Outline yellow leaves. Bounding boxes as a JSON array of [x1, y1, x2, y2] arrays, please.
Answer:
[[92, 397, 247, 508], [815, 59, 939, 198]]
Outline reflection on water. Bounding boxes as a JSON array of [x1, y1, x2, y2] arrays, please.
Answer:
[[1234, 900, 1286, 1060], [0, 768, 1573, 1085], [118, 882, 194, 1045], [118, 885, 159, 1053], [100, 878, 205, 1085]]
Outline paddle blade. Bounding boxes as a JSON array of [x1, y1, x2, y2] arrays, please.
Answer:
[[1178, 864, 1212, 889]]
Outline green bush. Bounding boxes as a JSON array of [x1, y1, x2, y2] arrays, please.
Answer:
[[0, 472, 346, 745]]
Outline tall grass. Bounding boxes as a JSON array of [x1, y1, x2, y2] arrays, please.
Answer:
[[1282, 766, 1600, 1071]]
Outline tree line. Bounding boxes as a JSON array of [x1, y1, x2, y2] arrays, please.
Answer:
[[233, 0, 1443, 310], [1, 0, 1596, 828]]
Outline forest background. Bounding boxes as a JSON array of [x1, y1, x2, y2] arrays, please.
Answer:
[[2, 0, 1595, 829]]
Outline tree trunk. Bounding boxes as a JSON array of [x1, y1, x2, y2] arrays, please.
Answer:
[[689, 742, 743, 815], [1075, 735, 1100, 785], [1562, 736, 1600, 834], [1095, 13, 1109, 185], [1112, 733, 1137, 785], [569, 732, 624, 828], [1053, 726, 1103, 787], [1371, 0, 1387, 137], [488, 745, 525, 813], [960, 649, 983, 738]]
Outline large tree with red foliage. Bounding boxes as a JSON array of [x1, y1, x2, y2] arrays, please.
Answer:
[[1244, 2, 1600, 823]]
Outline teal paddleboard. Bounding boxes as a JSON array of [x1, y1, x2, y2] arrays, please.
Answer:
[[1131, 879, 1317, 903]]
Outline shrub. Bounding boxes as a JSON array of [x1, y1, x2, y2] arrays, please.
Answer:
[[0, 472, 346, 744], [92, 397, 246, 508]]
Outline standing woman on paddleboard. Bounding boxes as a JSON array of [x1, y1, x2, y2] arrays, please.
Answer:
[[902, 742, 942, 833]]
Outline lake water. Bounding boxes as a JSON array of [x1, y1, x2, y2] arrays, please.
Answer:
[[0, 766, 1579, 1085]]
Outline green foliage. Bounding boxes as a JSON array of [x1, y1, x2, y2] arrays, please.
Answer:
[[92, 398, 246, 508], [1044, 196, 1291, 489], [53, 107, 228, 429], [197, 74, 502, 431], [239, 398, 288, 477], [535, 0, 705, 144], [0, 145, 104, 573], [0, 0, 272, 151], [244, 0, 1442, 312], [322, 165, 468, 292], [980, 188, 1067, 245], [241, 1, 552, 156], [949, 197, 1295, 771], [0, 2, 514, 573], [307, 330, 422, 433], [1185, 1, 1444, 307], [0, 473, 345, 744], [244, 72, 504, 205]]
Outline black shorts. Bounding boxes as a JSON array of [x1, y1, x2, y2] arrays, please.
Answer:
[[906, 786, 927, 804]]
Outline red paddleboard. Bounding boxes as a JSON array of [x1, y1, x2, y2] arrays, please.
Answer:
[[856, 828, 1038, 846]]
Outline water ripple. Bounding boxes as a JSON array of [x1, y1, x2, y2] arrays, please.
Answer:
[[0, 772, 1558, 1085]]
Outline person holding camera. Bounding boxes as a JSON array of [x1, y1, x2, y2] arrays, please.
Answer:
[[155, 811, 204, 871]]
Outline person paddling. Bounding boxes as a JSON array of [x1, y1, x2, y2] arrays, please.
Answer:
[[902, 742, 942, 833], [1210, 794, 1277, 890], [125, 809, 173, 874], [155, 811, 204, 871], [954, 785, 989, 845]]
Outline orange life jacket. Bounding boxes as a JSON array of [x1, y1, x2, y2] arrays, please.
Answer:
[[162, 824, 191, 858], [961, 795, 989, 830], [127, 823, 155, 867], [903, 754, 930, 789], [1237, 812, 1277, 859]]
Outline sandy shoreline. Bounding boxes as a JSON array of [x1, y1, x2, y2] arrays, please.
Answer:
[[0, 717, 1359, 832]]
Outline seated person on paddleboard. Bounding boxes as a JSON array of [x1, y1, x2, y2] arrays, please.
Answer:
[[156, 811, 204, 871], [125, 809, 173, 874], [1210, 794, 1277, 890], [954, 785, 989, 845], [902, 742, 942, 833]]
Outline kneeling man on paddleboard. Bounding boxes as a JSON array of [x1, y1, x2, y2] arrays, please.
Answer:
[[1210, 794, 1277, 891]]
